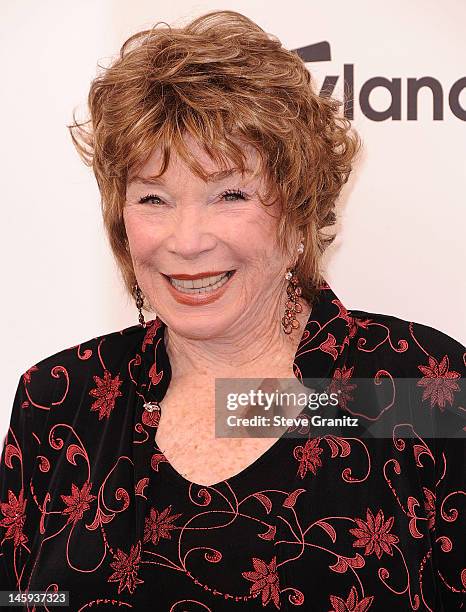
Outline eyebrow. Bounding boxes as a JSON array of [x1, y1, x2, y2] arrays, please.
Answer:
[[128, 167, 252, 186]]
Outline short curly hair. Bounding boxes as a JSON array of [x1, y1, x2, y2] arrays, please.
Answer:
[[69, 9, 361, 310]]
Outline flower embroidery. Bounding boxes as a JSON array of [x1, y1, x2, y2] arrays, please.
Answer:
[[329, 585, 374, 611], [417, 354, 460, 410], [349, 508, 399, 559], [422, 487, 436, 531], [319, 333, 339, 360], [89, 370, 123, 420], [342, 315, 373, 351], [142, 318, 160, 352], [329, 365, 357, 410], [0, 489, 28, 547], [60, 481, 97, 525], [108, 540, 144, 594], [143, 505, 182, 546], [348, 317, 372, 340], [242, 555, 281, 609], [294, 437, 323, 478]]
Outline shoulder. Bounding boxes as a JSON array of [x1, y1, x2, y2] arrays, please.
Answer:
[[345, 307, 465, 377], [27, 321, 146, 371], [19, 321, 148, 406], [6, 321, 150, 445], [341, 307, 465, 438]]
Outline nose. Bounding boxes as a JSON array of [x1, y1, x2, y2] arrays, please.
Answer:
[[166, 202, 216, 260]]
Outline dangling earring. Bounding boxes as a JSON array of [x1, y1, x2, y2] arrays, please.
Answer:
[[282, 241, 304, 335], [132, 282, 146, 328]]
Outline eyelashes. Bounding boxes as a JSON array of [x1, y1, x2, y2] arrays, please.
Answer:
[[137, 194, 163, 205], [222, 188, 248, 201], [137, 188, 249, 206]]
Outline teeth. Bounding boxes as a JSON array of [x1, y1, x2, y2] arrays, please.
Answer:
[[170, 272, 229, 289], [169, 271, 233, 293]]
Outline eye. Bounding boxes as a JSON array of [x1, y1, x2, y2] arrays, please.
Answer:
[[138, 194, 163, 205], [221, 189, 249, 201], [137, 189, 249, 206]]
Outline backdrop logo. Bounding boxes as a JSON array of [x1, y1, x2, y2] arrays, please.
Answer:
[[293, 42, 466, 121]]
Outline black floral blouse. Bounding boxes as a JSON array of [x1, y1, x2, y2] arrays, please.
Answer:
[[1, 281, 464, 611]]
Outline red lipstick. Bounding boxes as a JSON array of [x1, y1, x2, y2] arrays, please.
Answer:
[[167, 270, 231, 280], [162, 270, 236, 306]]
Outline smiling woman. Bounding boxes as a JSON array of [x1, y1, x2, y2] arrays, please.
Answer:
[[122, 136, 299, 323], [68, 9, 359, 312], [1, 8, 464, 612]]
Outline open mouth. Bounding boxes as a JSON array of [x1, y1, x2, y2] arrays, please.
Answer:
[[163, 270, 236, 294]]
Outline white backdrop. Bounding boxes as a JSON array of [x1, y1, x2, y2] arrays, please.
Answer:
[[1, 0, 465, 440]]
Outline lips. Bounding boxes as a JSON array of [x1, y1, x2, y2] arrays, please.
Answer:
[[165, 270, 233, 280], [162, 269, 236, 305]]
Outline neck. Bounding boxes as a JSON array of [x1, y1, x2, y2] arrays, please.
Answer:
[[164, 296, 312, 383]]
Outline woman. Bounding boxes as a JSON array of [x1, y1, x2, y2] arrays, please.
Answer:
[[1, 10, 464, 611]]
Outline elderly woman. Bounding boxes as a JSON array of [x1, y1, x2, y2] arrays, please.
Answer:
[[1, 10, 464, 612]]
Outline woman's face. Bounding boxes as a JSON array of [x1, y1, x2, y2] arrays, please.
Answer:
[[123, 134, 297, 340]]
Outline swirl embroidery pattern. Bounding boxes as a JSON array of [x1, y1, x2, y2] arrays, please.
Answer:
[[1, 282, 465, 611]]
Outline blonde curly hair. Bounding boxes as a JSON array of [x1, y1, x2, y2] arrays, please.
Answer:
[[69, 9, 361, 309]]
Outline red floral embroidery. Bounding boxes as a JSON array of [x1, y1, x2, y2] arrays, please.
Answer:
[[417, 354, 460, 410], [294, 438, 323, 478], [142, 318, 161, 352], [143, 505, 182, 546], [348, 317, 372, 339], [141, 407, 160, 428], [60, 481, 97, 525], [422, 487, 435, 531], [349, 508, 399, 559], [242, 555, 281, 609], [148, 356, 164, 386], [89, 370, 123, 420], [329, 585, 374, 611], [0, 489, 28, 547], [319, 333, 338, 360], [108, 540, 144, 594], [329, 365, 357, 410]]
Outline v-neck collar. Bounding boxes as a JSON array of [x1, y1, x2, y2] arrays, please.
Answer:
[[131, 279, 353, 540]]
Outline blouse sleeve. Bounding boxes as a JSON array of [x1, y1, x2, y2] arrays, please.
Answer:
[[431, 343, 466, 610], [0, 371, 47, 590], [433, 436, 466, 609]]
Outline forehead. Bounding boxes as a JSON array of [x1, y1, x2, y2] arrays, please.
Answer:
[[128, 133, 262, 184]]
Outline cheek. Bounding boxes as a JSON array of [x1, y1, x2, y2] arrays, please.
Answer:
[[232, 233, 282, 274], [124, 214, 161, 256], [228, 205, 279, 251]]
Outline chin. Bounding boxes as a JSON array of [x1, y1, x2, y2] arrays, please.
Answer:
[[163, 310, 235, 340]]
